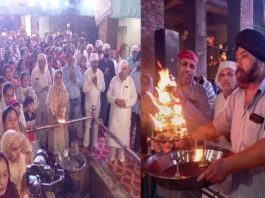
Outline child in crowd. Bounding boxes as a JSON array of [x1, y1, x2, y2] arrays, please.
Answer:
[[16, 71, 39, 110], [8, 99, 26, 134], [23, 96, 38, 155]]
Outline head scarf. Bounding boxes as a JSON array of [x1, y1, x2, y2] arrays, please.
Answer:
[[177, 50, 198, 65], [90, 53, 99, 62], [1, 129, 21, 154], [36, 53, 48, 70], [7, 99, 19, 106], [236, 29, 265, 62], [46, 69, 68, 111], [118, 60, 129, 74], [215, 61, 237, 89]]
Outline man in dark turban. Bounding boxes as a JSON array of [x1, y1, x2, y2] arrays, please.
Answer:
[[177, 29, 265, 198], [235, 29, 265, 89]]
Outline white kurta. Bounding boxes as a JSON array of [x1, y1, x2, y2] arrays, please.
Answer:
[[214, 92, 226, 118], [30, 67, 51, 114], [107, 76, 137, 148], [83, 68, 105, 147], [83, 68, 105, 109], [213, 92, 231, 149]]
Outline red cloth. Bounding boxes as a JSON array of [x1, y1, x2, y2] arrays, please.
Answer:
[[7, 98, 19, 106], [177, 50, 198, 65], [27, 130, 35, 142]]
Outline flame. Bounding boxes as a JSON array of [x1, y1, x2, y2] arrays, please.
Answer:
[[194, 148, 204, 161], [58, 119, 66, 124], [149, 67, 187, 137]]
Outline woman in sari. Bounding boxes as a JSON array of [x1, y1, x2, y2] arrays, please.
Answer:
[[46, 70, 69, 155]]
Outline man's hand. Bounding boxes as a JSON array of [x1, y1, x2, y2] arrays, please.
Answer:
[[41, 85, 49, 92], [197, 158, 230, 184], [115, 99, 126, 108], [114, 99, 123, 107], [120, 99, 126, 108], [104, 67, 110, 76], [71, 69, 77, 83], [153, 141, 172, 153], [92, 76, 97, 86]]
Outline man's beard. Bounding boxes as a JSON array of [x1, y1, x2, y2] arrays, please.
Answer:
[[104, 53, 109, 59], [236, 60, 260, 88]]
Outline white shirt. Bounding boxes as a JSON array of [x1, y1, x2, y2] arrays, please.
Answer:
[[214, 92, 226, 118], [83, 68, 105, 108], [31, 67, 52, 113], [213, 79, 265, 198], [30, 67, 51, 95]]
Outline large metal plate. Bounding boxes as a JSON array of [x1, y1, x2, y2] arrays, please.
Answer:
[[144, 145, 231, 190]]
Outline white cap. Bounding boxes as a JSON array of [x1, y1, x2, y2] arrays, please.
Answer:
[[90, 53, 99, 62], [215, 61, 237, 88], [95, 40, 103, 48], [86, 43, 93, 49], [130, 45, 139, 54], [118, 59, 129, 73], [103, 43, 110, 51]]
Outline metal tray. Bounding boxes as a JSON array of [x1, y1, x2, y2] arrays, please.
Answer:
[[144, 145, 231, 190]]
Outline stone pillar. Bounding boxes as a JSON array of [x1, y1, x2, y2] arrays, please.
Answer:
[[240, 0, 253, 30], [183, 0, 207, 77], [254, 0, 265, 34], [195, 0, 207, 77], [141, 0, 164, 78], [183, 0, 196, 50], [227, 0, 253, 61], [98, 18, 119, 49]]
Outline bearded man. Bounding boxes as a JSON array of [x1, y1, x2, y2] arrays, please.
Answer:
[[183, 29, 265, 198]]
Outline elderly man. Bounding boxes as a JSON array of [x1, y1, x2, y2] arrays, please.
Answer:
[[107, 60, 137, 163], [127, 45, 140, 72], [62, 44, 84, 144], [95, 40, 103, 60], [182, 29, 265, 198], [208, 61, 237, 198], [98, 43, 116, 127], [214, 61, 237, 117], [82, 53, 105, 153]]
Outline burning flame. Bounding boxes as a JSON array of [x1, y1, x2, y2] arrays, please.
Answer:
[[194, 148, 203, 161], [58, 119, 66, 124], [149, 66, 187, 138]]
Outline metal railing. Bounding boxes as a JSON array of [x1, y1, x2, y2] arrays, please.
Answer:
[[27, 107, 141, 164], [201, 187, 227, 198], [95, 119, 141, 164]]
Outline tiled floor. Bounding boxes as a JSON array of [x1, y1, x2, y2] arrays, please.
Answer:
[[89, 128, 141, 198]]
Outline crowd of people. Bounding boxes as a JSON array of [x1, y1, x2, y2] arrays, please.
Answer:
[[0, 27, 141, 196]]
